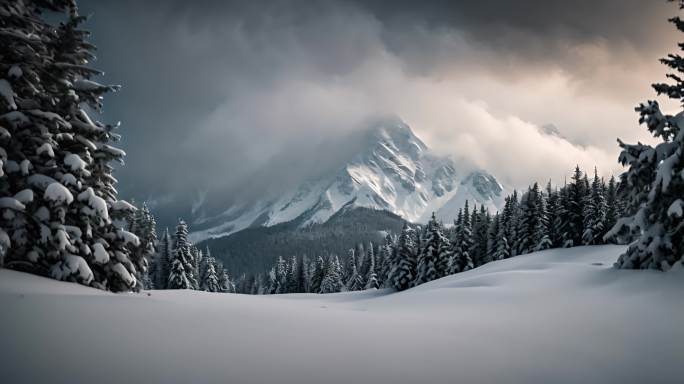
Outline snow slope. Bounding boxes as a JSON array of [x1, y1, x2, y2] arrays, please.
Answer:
[[1, 245, 682, 384], [190, 118, 506, 242]]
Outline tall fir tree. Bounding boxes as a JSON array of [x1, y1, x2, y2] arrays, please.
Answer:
[[152, 228, 172, 289], [0, 0, 146, 291], [603, 176, 620, 243], [583, 168, 607, 245], [608, 0, 684, 270], [415, 213, 451, 285], [167, 257, 191, 290], [309, 255, 326, 294], [565, 166, 588, 247], [319, 255, 344, 293], [449, 206, 474, 273], [172, 219, 197, 290], [470, 205, 490, 266], [388, 223, 417, 291], [200, 258, 220, 292]]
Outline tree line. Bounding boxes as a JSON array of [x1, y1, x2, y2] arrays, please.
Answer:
[[127, 206, 235, 293], [233, 166, 629, 294]]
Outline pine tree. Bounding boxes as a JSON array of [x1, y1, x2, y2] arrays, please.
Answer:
[[295, 255, 307, 293], [309, 255, 326, 293], [565, 166, 588, 247], [470, 205, 490, 266], [493, 196, 513, 260], [583, 168, 607, 245], [486, 213, 500, 264], [545, 182, 563, 247], [215, 259, 234, 293], [514, 186, 539, 255], [319, 255, 344, 293], [387, 223, 417, 291], [0, 1, 145, 291], [189, 246, 202, 290], [172, 220, 197, 290], [358, 241, 375, 287], [152, 228, 172, 289], [603, 176, 620, 243], [449, 206, 474, 273], [533, 183, 552, 251], [167, 258, 191, 289], [364, 249, 380, 290], [274, 256, 287, 294], [379, 233, 395, 285], [285, 256, 299, 293], [129, 202, 157, 289], [608, 0, 684, 270], [200, 259, 220, 292], [415, 213, 450, 285]]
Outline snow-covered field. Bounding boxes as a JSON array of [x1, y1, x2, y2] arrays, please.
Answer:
[[1, 245, 682, 384]]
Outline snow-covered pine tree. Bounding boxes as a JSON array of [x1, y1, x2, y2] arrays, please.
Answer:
[[309, 255, 325, 293], [274, 256, 287, 294], [319, 255, 344, 293], [607, 0, 684, 270], [358, 241, 374, 287], [486, 213, 500, 264], [565, 166, 587, 247], [152, 228, 172, 289], [295, 255, 307, 293], [514, 187, 536, 255], [0, 1, 149, 291], [200, 258, 220, 292], [172, 219, 197, 289], [167, 257, 191, 290], [265, 267, 277, 294], [285, 255, 299, 293], [415, 213, 450, 285], [582, 168, 607, 245], [354, 243, 365, 273], [215, 259, 234, 293], [387, 223, 416, 291], [470, 205, 490, 266], [254, 274, 265, 295], [344, 248, 364, 291], [378, 233, 394, 285], [364, 249, 380, 290], [533, 183, 552, 252], [190, 246, 202, 289], [131, 203, 157, 289], [449, 206, 474, 274], [545, 181, 563, 247], [493, 196, 513, 260], [603, 176, 620, 243]]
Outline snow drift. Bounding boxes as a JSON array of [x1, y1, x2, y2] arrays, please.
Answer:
[[1, 245, 682, 384]]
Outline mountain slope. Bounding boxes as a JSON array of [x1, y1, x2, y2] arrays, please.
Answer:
[[2, 245, 683, 384], [202, 206, 406, 276], [189, 118, 505, 242]]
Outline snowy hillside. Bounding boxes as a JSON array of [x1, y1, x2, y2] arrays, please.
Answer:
[[190, 118, 505, 242], [2, 245, 682, 384]]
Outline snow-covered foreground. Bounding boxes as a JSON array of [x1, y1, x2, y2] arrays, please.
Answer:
[[1, 246, 683, 384]]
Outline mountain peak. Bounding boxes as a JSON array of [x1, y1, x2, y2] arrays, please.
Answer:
[[188, 118, 506, 243]]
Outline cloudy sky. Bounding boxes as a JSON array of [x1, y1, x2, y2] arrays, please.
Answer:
[[77, 0, 681, 210]]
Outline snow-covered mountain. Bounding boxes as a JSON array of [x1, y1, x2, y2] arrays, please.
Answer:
[[189, 118, 505, 242]]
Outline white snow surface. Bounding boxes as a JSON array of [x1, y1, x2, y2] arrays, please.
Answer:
[[44, 182, 73, 205], [1, 245, 683, 384]]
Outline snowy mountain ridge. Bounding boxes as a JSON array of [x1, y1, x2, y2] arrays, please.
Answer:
[[189, 118, 505, 243]]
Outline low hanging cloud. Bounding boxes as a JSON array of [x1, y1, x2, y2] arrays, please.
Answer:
[[77, 0, 680, 212]]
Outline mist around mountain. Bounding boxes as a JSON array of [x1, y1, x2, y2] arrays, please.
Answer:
[[182, 118, 505, 244]]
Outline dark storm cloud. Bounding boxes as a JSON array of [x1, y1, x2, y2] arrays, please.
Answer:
[[74, 0, 679, 220]]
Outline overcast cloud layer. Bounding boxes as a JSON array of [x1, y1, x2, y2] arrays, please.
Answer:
[[78, 0, 681, 212]]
